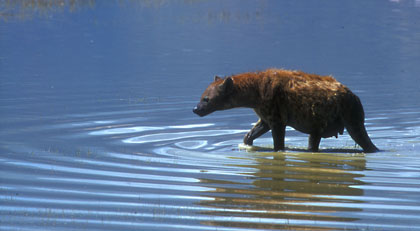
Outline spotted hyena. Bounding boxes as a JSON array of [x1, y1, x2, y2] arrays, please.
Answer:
[[193, 68, 379, 153]]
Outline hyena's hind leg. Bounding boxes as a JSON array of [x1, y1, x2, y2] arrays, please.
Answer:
[[243, 119, 270, 146], [344, 95, 379, 153], [346, 122, 379, 153]]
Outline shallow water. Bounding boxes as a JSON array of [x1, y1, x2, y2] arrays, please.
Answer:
[[1, 1, 420, 230]]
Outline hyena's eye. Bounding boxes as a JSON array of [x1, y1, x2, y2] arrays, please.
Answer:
[[203, 96, 209, 102]]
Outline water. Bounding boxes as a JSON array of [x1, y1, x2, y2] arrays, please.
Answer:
[[1, 0, 420, 230]]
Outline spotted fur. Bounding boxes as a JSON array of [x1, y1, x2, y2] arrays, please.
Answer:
[[193, 68, 379, 153]]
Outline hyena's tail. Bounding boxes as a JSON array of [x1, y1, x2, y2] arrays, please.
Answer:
[[344, 94, 379, 153]]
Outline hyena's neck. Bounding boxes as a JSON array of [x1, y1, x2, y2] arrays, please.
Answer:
[[230, 74, 262, 109]]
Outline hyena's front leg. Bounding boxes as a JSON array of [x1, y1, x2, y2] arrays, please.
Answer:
[[271, 124, 286, 151], [308, 134, 321, 152], [243, 119, 270, 145]]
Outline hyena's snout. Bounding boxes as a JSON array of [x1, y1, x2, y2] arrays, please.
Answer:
[[193, 102, 212, 117], [192, 105, 203, 116]]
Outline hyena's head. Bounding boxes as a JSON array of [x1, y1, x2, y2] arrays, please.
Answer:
[[193, 76, 234, 117]]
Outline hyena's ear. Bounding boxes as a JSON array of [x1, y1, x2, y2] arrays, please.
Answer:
[[214, 75, 222, 82], [218, 77, 233, 93]]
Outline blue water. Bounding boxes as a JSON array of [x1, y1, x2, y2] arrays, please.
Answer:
[[1, 1, 420, 230]]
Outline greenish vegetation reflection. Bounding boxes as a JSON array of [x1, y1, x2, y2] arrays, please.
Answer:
[[199, 151, 367, 230], [1, 0, 264, 23], [0, 0, 95, 20]]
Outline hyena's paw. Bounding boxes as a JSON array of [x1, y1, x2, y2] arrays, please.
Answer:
[[243, 132, 254, 145]]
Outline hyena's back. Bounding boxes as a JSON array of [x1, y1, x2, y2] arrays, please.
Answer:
[[256, 70, 351, 138]]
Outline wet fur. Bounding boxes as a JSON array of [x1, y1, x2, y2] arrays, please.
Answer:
[[193, 68, 379, 153]]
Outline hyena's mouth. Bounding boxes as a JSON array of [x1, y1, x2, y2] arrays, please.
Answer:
[[193, 106, 207, 117]]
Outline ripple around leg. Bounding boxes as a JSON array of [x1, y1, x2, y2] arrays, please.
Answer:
[[123, 129, 248, 144], [175, 140, 208, 149]]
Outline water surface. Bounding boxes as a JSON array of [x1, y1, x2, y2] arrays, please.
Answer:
[[1, 1, 420, 230]]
